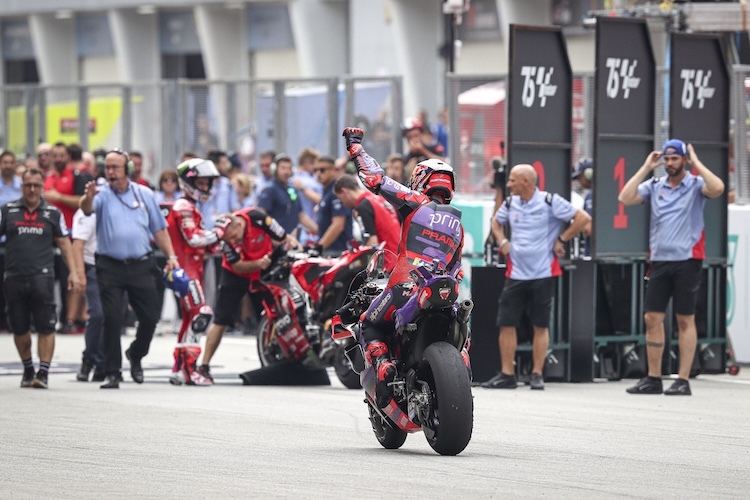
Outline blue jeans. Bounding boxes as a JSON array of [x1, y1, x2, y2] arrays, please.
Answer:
[[82, 264, 105, 370]]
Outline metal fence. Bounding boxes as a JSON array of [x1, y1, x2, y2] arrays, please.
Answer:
[[0, 76, 403, 182], [732, 65, 750, 204]]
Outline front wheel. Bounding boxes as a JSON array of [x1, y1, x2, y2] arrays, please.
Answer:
[[419, 342, 473, 456], [333, 347, 361, 389], [256, 316, 285, 366], [368, 404, 407, 449]]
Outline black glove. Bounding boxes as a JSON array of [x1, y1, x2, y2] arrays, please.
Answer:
[[343, 127, 363, 146], [221, 241, 241, 264], [308, 244, 323, 257]]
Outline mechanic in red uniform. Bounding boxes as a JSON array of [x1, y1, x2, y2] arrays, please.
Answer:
[[197, 207, 301, 382], [164, 158, 225, 386]]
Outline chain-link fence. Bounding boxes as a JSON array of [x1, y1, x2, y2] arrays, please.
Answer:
[[0, 76, 403, 182]]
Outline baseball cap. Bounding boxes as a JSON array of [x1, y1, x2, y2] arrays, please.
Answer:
[[662, 139, 687, 156], [571, 158, 592, 179]]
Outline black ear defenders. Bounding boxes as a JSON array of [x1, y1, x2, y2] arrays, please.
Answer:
[[108, 148, 135, 175]]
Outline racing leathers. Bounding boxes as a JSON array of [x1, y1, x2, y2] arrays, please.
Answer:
[[165, 197, 222, 385], [344, 128, 465, 406]]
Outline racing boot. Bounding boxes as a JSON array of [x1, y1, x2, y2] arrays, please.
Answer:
[[169, 346, 184, 386], [365, 341, 396, 408], [183, 345, 211, 386]]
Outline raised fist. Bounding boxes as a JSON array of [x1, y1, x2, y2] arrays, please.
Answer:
[[343, 127, 364, 147]]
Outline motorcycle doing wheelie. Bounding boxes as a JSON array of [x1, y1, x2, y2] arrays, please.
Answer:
[[256, 244, 376, 388], [333, 249, 474, 456]]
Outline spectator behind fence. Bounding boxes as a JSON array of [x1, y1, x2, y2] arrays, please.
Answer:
[[0, 167, 82, 389], [36, 142, 52, 176], [0, 150, 23, 332], [482, 164, 590, 391], [155, 169, 182, 204], [128, 151, 155, 190], [80, 149, 179, 389], [312, 155, 352, 255], [333, 174, 400, 254], [401, 118, 445, 172], [44, 142, 84, 334], [72, 202, 105, 382], [257, 153, 317, 237], [618, 139, 725, 396], [292, 147, 323, 246], [249, 150, 275, 206], [232, 173, 254, 208]]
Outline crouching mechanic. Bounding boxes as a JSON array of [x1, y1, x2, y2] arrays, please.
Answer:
[[163, 158, 225, 386], [197, 207, 301, 383], [342, 127, 467, 407]]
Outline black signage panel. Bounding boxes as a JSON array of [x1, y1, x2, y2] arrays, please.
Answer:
[[593, 17, 655, 259], [670, 33, 729, 261], [592, 140, 651, 258], [595, 18, 655, 136], [510, 147, 571, 200], [508, 25, 572, 199]]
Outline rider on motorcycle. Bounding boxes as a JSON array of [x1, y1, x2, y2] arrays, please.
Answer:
[[342, 127, 465, 407], [164, 157, 224, 386]]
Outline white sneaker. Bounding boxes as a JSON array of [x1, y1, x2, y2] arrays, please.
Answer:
[[168, 372, 185, 386]]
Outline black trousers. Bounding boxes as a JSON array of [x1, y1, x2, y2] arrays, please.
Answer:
[[96, 254, 160, 376]]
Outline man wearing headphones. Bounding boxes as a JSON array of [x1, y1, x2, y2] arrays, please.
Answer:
[[80, 149, 179, 389], [571, 158, 593, 256]]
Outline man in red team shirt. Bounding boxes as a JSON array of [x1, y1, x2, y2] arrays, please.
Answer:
[[164, 158, 225, 386], [44, 142, 84, 333], [197, 207, 301, 383], [333, 174, 400, 254]]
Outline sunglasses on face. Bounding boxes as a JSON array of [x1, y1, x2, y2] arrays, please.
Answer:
[[314, 167, 332, 174], [23, 183, 43, 189]]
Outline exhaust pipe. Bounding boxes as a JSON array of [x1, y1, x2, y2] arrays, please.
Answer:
[[457, 299, 473, 324]]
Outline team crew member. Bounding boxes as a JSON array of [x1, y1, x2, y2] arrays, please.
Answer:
[[164, 158, 225, 386], [80, 149, 179, 389], [483, 164, 590, 391], [333, 174, 400, 254], [0, 168, 82, 388], [198, 208, 300, 382], [619, 139, 724, 396], [342, 127, 466, 407], [313, 155, 352, 254]]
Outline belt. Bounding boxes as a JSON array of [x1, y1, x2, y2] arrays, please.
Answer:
[[96, 253, 152, 265]]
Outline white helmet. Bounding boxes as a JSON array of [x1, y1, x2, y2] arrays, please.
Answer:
[[409, 158, 455, 202], [176, 158, 220, 203]]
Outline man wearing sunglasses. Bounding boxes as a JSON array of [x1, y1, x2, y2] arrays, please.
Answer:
[[0, 167, 82, 389]]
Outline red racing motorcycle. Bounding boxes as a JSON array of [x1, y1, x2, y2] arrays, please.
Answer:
[[256, 243, 377, 388]]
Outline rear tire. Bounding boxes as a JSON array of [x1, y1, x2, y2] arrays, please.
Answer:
[[420, 342, 473, 456], [368, 404, 407, 449]]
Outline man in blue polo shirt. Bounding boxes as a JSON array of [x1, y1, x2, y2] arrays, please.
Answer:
[[483, 164, 590, 390], [81, 149, 179, 389], [257, 153, 317, 237], [619, 139, 724, 396], [312, 155, 352, 255]]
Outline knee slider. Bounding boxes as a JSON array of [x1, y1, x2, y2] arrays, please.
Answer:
[[191, 305, 213, 334]]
